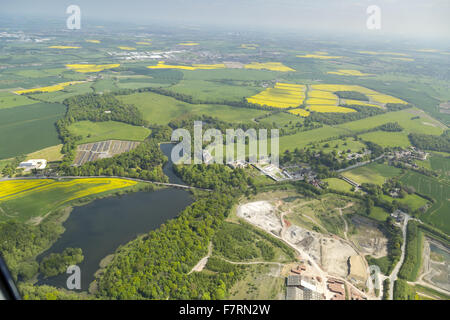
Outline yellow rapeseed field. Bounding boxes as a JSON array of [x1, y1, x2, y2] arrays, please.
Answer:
[[13, 81, 85, 94], [306, 98, 338, 105], [178, 42, 199, 46], [246, 82, 305, 108], [327, 69, 373, 76], [241, 44, 259, 49], [118, 46, 136, 50], [309, 84, 407, 105], [136, 41, 151, 45], [307, 90, 337, 100], [244, 62, 295, 72], [358, 51, 409, 56], [307, 105, 356, 113], [85, 40, 100, 43], [296, 54, 342, 59], [389, 57, 415, 62], [48, 46, 80, 49], [66, 64, 120, 73], [288, 108, 310, 117], [0, 178, 137, 204]]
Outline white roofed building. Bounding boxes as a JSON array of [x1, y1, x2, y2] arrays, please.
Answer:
[[18, 159, 47, 171]]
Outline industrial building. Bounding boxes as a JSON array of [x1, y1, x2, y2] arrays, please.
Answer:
[[18, 159, 47, 171]]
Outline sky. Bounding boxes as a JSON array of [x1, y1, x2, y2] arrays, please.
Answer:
[[1, 0, 449, 40]]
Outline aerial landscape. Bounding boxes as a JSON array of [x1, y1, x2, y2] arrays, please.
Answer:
[[0, 0, 449, 304]]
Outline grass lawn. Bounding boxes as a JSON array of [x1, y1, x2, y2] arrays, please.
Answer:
[[324, 178, 353, 192], [381, 193, 429, 211], [68, 121, 151, 143], [342, 162, 403, 186], [26, 144, 63, 162], [369, 206, 390, 222]]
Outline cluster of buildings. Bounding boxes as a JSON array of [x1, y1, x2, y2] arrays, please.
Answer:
[[345, 149, 371, 161], [387, 146, 428, 164], [285, 275, 324, 300], [18, 159, 47, 172], [107, 50, 184, 61], [391, 209, 407, 225], [327, 278, 346, 300]]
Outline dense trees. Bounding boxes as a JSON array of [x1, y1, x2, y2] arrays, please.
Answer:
[[96, 193, 237, 299], [378, 122, 403, 132], [212, 222, 277, 261], [56, 92, 149, 168], [39, 248, 84, 278], [174, 164, 250, 194], [334, 91, 369, 101], [1, 155, 26, 177], [64, 93, 147, 126], [61, 141, 168, 182], [307, 106, 385, 125], [409, 131, 450, 152], [393, 279, 415, 300], [0, 216, 64, 281], [366, 217, 403, 275], [398, 222, 422, 281]]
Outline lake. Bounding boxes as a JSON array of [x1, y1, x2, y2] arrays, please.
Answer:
[[38, 144, 192, 291]]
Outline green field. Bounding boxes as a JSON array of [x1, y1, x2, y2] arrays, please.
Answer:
[[342, 162, 402, 186], [0, 92, 37, 109], [68, 121, 151, 143], [358, 131, 411, 148], [336, 108, 444, 136], [278, 125, 348, 152], [118, 91, 270, 125], [28, 82, 94, 103], [0, 178, 142, 222], [182, 69, 282, 81], [324, 178, 353, 192], [311, 137, 367, 154], [381, 193, 429, 211], [369, 206, 390, 222], [257, 112, 303, 128], [430, 154, 450, 175], [400, 171, 450, 234], [0, 102, 66, 159], [167, 79, 262, 102]]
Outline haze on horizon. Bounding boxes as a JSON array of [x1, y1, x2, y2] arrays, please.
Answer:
[[1, 0, 449, 41]]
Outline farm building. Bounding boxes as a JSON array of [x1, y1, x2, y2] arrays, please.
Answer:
[[18, 159, 47, 171]]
